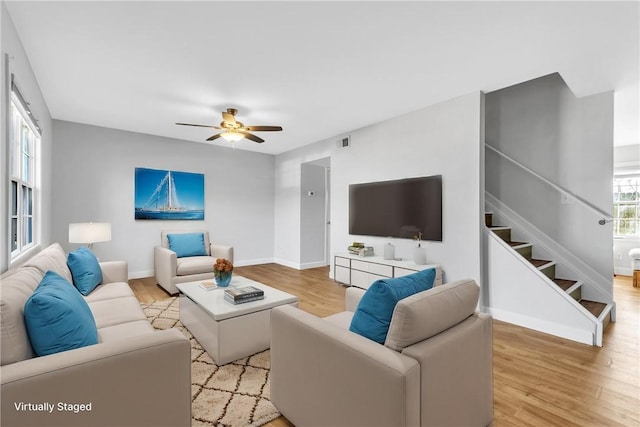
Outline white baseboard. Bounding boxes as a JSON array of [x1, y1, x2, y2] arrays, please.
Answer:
[[300, 261, 329, 270], [487, 307, 594, 346], [274, 258, 302, 270], [129, 269, 154, 280], [234, 258, 275, 267], [614, 267, 633, 276]]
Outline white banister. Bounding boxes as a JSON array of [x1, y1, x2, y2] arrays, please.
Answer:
[[485, 144, 613, 225]]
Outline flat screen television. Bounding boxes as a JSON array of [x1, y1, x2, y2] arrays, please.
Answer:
[[349, 175, 442, 241]]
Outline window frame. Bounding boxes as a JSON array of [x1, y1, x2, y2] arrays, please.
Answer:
[[9, 81, 40, 260], [612, 174, 640, 240]]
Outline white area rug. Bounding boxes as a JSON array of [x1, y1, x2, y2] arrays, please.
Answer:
[[141, 297, 280, 427]]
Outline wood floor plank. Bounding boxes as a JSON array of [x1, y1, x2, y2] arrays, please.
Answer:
[[129, 266, 639, 426]]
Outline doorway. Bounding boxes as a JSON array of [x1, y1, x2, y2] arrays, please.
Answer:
[[300, 157, 331, 268]]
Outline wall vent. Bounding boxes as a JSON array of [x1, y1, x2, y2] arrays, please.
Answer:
[[336, 135, 351, 148]]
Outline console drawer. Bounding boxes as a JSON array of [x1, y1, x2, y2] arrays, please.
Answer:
[[335, 256, 350, 268]]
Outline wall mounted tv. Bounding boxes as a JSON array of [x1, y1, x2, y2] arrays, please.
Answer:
[[349, 175, 442, 241]]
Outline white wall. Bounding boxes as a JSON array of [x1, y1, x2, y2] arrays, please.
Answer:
[[52, 120, 275, 278], [275, 92, 484, 285], [1, 3, 53, 272], [485, 73, 614, 282], [332, 92, 484, 284]]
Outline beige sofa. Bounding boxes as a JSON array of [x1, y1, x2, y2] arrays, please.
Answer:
[[271, 279, 493, 427], [154, 230, 234, 294], [0, 243, 191, 427]]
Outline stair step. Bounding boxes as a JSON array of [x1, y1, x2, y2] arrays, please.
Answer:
[[507, 241, 528, 247], [553, 278, 577, 291], [529, 259, 555, 279], [554, 278, 582, 300], [528, 258, 553, 268], [514, 243, 533, 259], [580, 300, 608, 318], [490, 227, 511, 242], [485, 212, 493, 227]]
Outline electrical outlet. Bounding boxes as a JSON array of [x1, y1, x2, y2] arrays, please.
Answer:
[[615, 253, 623, 260]]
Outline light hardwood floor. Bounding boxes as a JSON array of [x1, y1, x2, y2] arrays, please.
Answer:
[[130, 266, 639, 427]]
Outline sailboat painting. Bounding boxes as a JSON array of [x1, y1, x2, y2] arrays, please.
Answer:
[[134, 167, 205, 220]]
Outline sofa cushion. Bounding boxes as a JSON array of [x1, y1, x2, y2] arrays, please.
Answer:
[[22, 243, 73, 283], [89, 296, 148, 329], [24, 271, 99, 357], [349, 268, 436, 344], [97, 320, 154, 343], [176, 256, 215, 276], [384, 279, 480, 351], [167, 232, 207, 258], [0, 266, 43, 365], [67, 247, 103, 295], [84, 281, 135, 303]]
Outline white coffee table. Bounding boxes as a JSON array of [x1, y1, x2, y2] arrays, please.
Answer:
[[176, 276, 298, 365]]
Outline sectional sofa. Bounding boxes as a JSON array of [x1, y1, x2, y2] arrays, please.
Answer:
[[0, 243, 191, 427]]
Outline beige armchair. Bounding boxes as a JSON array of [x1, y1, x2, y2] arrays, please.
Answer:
[[270, 279, 493, 427], [154, 230, 233, 294]]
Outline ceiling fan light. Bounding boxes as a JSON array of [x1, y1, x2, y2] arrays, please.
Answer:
[[221, 130, 244, 142]]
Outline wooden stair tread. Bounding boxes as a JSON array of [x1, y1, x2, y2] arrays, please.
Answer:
[[528, 258, 553, 268], [553, 278, 577, 291], [580, 300, 607, 318], [508, 241, 528, 247]]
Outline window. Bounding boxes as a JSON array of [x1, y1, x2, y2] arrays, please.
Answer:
[[613, 175, 639, 238], [9, 82, 40, 259]]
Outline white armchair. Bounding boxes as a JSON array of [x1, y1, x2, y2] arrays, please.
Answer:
[[270, 279, 493, 427], [154, 230, 233, 294]]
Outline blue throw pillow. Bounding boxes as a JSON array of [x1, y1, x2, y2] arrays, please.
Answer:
[[167, 233, 207, 257], [349, 268, 436, 344], [67, 246, 103, 295], [24, 270, 98, 357]]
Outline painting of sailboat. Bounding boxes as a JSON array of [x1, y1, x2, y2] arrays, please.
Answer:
[[134, 167, 204, 220]]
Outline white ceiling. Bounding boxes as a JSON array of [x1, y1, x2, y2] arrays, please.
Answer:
[[5, 1, 639, 155]]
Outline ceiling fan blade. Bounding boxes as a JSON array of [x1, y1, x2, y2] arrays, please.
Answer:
[[176, 122, 221, 129], [206, 133, 223, 141], [240, 131, 264, 143], [222, 111, 237, 126], [244, 125, 283, 132]]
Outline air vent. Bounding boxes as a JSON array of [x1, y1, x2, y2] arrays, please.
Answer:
[[336, 135, 351, 148]]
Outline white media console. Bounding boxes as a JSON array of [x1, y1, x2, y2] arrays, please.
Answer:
[[334, 253, 442, 289]]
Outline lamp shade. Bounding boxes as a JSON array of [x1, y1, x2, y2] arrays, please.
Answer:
[[69, 223, 112, 245]]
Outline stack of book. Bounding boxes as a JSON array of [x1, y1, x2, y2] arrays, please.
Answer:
[[224, 286, 265, 304], [348, 242, 365, 255]]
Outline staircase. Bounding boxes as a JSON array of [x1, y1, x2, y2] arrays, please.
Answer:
[[485, 212, 614, 346]]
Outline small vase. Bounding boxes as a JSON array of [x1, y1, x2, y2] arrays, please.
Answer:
[[413, 247, 427, 265], [214, 270, 233, 287], [383, 242, 395, 260]]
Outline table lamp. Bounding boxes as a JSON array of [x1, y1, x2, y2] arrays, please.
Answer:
[[69, 222, 112, 249]]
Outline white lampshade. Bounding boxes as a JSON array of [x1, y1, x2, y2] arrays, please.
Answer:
[[69, 222, 112, 246]]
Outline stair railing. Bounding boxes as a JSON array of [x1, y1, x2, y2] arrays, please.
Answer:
[[485, 144, 613, 225]]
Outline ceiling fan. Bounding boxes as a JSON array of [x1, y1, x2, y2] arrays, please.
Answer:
[[176, 108, 282, 143]]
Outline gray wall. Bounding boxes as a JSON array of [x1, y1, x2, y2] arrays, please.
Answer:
[[52, 120, 275, 278], [485, 73, 613, 279], [1, 3, 53, 271]]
